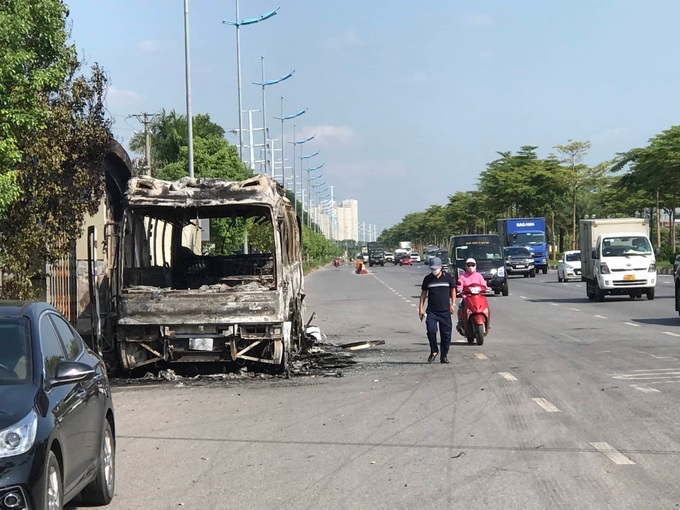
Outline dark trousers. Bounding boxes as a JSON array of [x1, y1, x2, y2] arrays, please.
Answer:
[[426, 310, 452, 359]]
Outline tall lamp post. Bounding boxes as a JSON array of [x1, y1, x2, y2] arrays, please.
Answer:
[[273, 98, 306, 187], [223, 3, 280, 160], [297, 151, 320, 222], [289, 131, 315, 217], [252, 59, 294, 175], [183, 0, 194, 177], [305, 163, 324, 227]]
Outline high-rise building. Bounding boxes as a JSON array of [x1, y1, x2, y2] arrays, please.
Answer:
[[335, 199, 358, 241]]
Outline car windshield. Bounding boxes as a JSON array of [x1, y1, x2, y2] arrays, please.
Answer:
[[0, 319, 32, 384], [565, 252, 581, 262], [455, 245, 503, 261], [504, 247, 531, 257], [601, 237, 652, 257], [513, 232, 546, 246]]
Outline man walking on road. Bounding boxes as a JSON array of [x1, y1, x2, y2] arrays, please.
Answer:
[[418, 256, 456, 364]]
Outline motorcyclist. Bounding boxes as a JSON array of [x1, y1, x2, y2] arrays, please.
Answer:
[[456, 258, 487, 334]]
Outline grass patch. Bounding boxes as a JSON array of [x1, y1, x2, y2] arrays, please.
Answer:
[[303, 257, 335, 275]]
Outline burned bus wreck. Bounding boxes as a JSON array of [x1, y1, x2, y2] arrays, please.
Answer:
[[113, 174, 305, 371]]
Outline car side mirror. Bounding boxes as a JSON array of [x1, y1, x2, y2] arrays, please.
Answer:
[[592, 249, 598, 259], [51, 361, 95, 387]]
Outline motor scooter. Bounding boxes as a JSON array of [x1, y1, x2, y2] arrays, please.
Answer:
[[456, 284, 490, 345]]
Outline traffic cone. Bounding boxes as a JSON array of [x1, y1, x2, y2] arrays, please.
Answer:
[[359, 261, 368, 275]]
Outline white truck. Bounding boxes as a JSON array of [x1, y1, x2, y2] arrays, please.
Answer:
[[579, 218, 656, 302]]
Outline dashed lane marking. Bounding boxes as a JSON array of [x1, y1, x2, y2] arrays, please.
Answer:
[[624, 322, 640, 327], [590, 442, 635, 465], [649, 354, 673, 360], [549, 303, 559, 307], [519, 296, 527, 299], [411, 304, 417, 307], [663, 331, 680, 337], [631, 385, 660, 394], [532, 398, 561, 412], [570, 307, 581, 311], [499, 372, 518, 381], [475, 353, 488, 360], [594, 314, 607, 319], [611, 369, 680, 382]]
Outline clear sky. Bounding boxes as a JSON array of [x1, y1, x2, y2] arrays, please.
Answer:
[[66, 0, 680, 231]]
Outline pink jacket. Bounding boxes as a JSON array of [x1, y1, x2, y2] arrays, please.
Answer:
[[457, 271, 487, 294]]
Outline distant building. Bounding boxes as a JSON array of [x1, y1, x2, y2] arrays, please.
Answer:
[[335, 199, 358, 241]]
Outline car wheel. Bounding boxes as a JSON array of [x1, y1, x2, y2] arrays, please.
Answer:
[[79, 420, 115, 505], [558, 271, 562, 282], [647, 288, 655, 300], [530, 269, 536, 278], [501, 282, 509, 296], [44, 450, 63, 510]]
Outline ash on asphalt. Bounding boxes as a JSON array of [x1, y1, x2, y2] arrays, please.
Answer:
[[110, 340, 360, 387]]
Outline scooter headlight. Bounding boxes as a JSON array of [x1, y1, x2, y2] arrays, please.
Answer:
[[489, 268, 497, 276]]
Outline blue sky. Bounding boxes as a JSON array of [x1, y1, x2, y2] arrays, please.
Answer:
[[67, 0, 680, 231]]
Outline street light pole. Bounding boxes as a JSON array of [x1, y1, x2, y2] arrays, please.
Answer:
[[289, 131, 315, 217], [274, 98, 307, 187], [223, 4, 280, 161], [253, 63, 294, 175], [183, 0, 194, 177]]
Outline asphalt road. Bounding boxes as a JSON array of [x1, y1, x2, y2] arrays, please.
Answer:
[[78, 263, 680, 509]]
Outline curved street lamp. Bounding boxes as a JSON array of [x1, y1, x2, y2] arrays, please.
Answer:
[[253, 60, 294, 174], [223, 3, 280, 159], [289, 129, 315, 217], [274, 100, 307, 187]]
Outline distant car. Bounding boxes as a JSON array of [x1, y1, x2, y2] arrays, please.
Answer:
[[410, 252, 421, 263], [399, 255, 413, 266], [434, 249, 451, 271], [0, 301, 116, 509], [384, 252, 395, 263], [503, 246, 536, 278], [558, 250, 582, 282]]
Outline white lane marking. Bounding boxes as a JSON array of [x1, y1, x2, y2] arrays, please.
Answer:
[[519, 296, 527, 299], [593, 314, 607, 319], [549, 303, 559, 307], [532, 398, 561, 412], [631, 385, 660, 393], [499, 372, 518, 381], [663, 331, 680, 337], [590, 442, 635, 465], [405, 300, 412, 304], [475, 353, 488, 360], [624, 322, 640, 327], [411, 304, 417, 307], [570, 307, 581, 311], [650, 354, 673, 360]]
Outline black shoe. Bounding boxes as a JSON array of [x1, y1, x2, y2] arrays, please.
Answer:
[[440, 358, 450, 364], [427, 352, 438, 363]]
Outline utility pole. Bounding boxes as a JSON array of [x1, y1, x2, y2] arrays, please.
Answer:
[[129, 113, 158, 175]]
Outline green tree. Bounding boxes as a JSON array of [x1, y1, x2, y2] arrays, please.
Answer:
[[1, 61, 112, 298], [0, 0, 75, 212], [554, 140, 607, 249]]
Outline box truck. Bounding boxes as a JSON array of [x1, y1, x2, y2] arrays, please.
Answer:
[[497, 218, 549, 274], [579, 218, 656, 301]]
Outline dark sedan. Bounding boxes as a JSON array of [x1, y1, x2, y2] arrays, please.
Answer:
[[0, 301, 115, 510], [503, 246, 536, 278]]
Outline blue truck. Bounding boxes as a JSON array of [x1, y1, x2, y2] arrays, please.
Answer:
[[497, 217, 549, 274]]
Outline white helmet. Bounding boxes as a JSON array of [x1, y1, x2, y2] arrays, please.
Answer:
[[465, 258, 476, 266]]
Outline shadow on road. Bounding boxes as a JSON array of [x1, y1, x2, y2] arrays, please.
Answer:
[[631, 317, 680, 327]]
